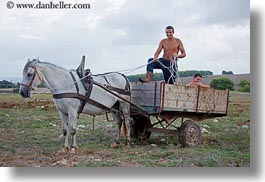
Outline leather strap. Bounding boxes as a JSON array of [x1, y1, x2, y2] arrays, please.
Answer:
[[52, 93, 116, 112]]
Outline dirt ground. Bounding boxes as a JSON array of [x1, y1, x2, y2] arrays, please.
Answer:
[[0, 92, 250, 167]]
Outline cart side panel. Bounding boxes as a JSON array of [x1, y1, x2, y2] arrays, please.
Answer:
[[197, 88, 214, 113], [197, 89, 229, 114], [131, 81, 161, 113], [162, 84, 198, 112]]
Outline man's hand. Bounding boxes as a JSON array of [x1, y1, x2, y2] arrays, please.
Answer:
[[172, 53, 178, 61], [153, 57, 159, 62]]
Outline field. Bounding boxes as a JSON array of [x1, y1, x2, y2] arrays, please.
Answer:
[[0, 91, 250, 167]]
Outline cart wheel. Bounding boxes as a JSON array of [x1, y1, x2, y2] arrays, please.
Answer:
[[131, 115, 151, 140], [179, 120, 201, 147]]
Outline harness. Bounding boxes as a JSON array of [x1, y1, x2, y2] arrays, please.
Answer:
[[52, 63, 131, 117], [20, 66, 43, 90], [21, 58, 139, 117]]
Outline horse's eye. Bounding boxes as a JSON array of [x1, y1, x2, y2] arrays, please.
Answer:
[[27, 73, 33, 77]]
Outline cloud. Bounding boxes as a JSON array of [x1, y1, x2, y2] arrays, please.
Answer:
[[200, 0, 249, 25], [181, 21, 250, 74], [0, 0, 250, 79], [16, 34, 46, 41]]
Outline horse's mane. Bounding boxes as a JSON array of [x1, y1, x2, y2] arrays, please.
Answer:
[[39, 61, 67, 71], [23, 60, 35, 74], [23, 59, 68, 74]]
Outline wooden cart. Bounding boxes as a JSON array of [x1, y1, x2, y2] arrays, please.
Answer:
[[130, 81, 229, 147]]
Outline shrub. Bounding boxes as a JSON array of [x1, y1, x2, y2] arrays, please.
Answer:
[[238, 80, 250, 92], [210, 77, 234, 90]]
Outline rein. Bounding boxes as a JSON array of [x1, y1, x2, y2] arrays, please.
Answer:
[[20, 66, 43, 91], [22, 61, 152, 94]]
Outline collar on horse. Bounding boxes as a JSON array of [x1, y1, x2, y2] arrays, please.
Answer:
[[52, 57, 131, 117]]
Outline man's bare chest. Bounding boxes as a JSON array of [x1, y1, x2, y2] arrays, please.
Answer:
[[163, 41, 179, 51]]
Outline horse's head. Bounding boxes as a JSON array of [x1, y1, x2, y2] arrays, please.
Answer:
[[19, 59, 43, 98]]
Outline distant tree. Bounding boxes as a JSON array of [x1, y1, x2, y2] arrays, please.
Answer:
[[210, 77, 234, 90], [153, 73, 164, 81], [222, 70, 234, 75], [0, 80, 18, 88], [127, 70, 213, 81], [238, 80, 250, 92], [179, 70, 213, 77], [127, 74, 145, 82]]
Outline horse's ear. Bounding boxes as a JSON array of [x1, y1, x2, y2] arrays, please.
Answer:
[[27, 58, 31, 62], [36, 57, 41, 63]]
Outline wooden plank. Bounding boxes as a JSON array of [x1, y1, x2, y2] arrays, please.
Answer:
[[131, 81, 162, 110], [197, 89, 228, 113], [131, 81, 161, 91], [164, 84, 198, 94], [197, 89, 214, 112], [162, 84, 198, 111], [131, 97, 161, 107], [164, 92, 197, 102], [161, 84, 228, 114], [163, 85, 198, 101], [131, 91, 161, 99], [213, 90, 229, 112], [163, 100, 197, 110], [130, 82, 228, 115], [162, 107, 197, 112]]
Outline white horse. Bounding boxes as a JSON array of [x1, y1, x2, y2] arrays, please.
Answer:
[[19, 59, 131, 152]]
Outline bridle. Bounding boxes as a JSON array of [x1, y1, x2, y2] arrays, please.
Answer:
[[20, 66, 43, 91]]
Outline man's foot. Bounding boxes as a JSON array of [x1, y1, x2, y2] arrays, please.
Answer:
[[139, 72, 153, 83], [139, 77, 148, 82]]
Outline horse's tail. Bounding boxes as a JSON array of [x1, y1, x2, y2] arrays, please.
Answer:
[[123, 122, 127, 138], [121, 113, 127, 138]]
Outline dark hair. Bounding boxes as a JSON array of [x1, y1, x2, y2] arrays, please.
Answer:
[[166, 26, 174, 32], [193, 73, 202, 78]]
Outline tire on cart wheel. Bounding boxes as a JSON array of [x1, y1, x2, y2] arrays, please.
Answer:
[[131, 115, 151, 140], [179, 120, 201, 147]]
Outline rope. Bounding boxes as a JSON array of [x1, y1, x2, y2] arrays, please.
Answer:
[[157, 57, 182, 85], [33, 61, 152, 95], [33, 58, 181, 95], [112, 60, 155, 75]]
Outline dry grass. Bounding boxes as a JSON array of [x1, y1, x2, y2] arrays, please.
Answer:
[[0, 92, 250, 167]]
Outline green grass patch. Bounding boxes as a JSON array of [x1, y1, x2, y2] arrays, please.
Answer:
[[0, 92, 250, 167]]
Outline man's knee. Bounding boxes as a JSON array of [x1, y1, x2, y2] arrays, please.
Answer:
[[148, 58, 153, 63]]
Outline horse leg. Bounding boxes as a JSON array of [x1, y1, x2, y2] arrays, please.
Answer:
[[110, 111, 122, 148], [68, 110, 78, 153], [59, 112, 69, 151], [120, 102, 131, 147]]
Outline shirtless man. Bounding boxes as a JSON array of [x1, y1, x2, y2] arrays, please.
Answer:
[[186, 73, 210, 89], [139, 26, 186, 84]]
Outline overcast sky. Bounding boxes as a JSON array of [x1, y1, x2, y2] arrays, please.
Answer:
[[0, 0, 250, 79]]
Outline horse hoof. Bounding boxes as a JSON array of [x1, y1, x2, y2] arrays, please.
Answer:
[[110, 142, 119, 148], [59, 146, 69, 153], [70, 147, 77, 154]]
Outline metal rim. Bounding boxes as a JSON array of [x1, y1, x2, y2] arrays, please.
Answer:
[[185, 124, 199, 146], [179, 120, 201, 147]]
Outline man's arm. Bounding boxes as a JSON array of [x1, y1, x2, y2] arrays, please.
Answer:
[[153, 40, 163, 61], [178, 40, 186, 58], [199, 83, 210, 89]]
